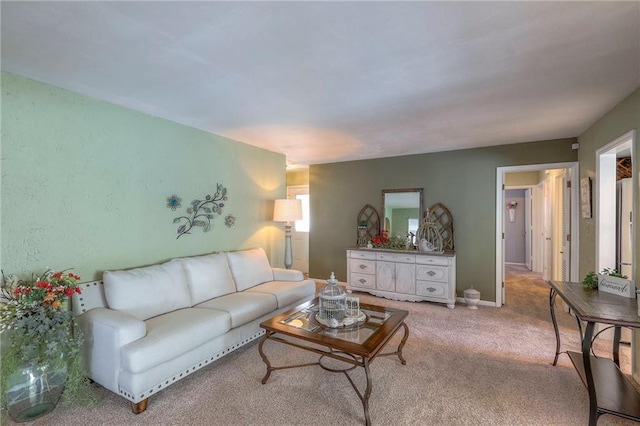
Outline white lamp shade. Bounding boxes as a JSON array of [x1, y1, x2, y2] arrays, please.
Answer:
[[273, 199, 302, 222]]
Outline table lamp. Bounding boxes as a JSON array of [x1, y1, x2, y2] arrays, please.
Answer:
[[273, 199, 303, 269]]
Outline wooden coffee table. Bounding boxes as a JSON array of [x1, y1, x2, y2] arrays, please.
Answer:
[[258, 297, 409, 425]]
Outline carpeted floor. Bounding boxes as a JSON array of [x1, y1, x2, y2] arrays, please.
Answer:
[[2, 265, 637, 425]]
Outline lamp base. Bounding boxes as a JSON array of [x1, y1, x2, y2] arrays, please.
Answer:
[[284, 224, 293, 269]]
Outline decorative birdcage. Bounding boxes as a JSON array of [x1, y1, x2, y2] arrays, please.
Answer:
[[417, 211, 444, 254], [319, 272, 347, 323], [345, 297, 360, 318]]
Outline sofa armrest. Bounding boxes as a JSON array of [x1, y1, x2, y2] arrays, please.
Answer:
[[272, 268, 304, 282], [76, 308, 146, 394]]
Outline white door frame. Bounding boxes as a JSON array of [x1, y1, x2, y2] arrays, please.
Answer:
[[496, 162, 579, 307]]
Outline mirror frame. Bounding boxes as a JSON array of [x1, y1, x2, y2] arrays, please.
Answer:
[[381, 188, 424, 235]]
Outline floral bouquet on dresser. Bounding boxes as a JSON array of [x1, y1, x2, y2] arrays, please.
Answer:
[[371, 230, 408, 250], [0, 269, 95, 422]]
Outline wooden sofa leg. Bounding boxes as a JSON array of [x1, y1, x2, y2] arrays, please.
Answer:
[[131, 398, 148, 414]]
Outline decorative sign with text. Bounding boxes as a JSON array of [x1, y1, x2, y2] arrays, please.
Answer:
[[598, 275, 636, 298]]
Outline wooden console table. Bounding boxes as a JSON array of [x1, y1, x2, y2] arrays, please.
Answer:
[[548, 281, 640, 425]]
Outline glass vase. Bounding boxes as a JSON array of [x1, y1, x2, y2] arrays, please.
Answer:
[[3, 357, 67, 423]]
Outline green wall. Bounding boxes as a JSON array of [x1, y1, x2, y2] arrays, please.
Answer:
[[310, 138, 577, 301], [1, 72, 287, 280]]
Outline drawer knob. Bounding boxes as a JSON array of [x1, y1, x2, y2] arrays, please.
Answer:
[[359, 264, 367, 270], [359, 278, 366, 284], [427, 287, 436, 292], [427, 270, 436, 276]]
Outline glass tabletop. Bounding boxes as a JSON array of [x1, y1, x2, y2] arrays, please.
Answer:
[[277, 300, 398, 345]]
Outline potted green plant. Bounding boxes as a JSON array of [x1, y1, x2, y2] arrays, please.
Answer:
[[0, 269, 95, 422], [581, 271, 599, 289]]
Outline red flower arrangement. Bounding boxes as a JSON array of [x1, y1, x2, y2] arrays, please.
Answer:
[[1, 269, 95, 413], [370, 230, 407, 250], [8, 270, 82, 310], [371, 231, 389, 247]]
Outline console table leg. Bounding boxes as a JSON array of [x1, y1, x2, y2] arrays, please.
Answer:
[[549, 288, 561, 366], [575, 315, 584, 342], [582, 321, 598, 426], [612, 326, 621, 367], [258, 332, 274, 384]]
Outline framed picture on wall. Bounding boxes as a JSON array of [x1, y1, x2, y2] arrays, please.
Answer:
[[580, 177, 592, 218]]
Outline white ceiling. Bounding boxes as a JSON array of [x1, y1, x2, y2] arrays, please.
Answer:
[[2, 2, 639, 167]]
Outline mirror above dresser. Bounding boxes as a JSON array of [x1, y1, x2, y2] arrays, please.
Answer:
[[381, 188, 423, 239]]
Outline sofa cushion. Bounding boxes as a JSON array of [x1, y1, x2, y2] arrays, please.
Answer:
[[104, 260, 191, 321], [226, 247, 274, 291], [176, 253, 237, 305], [195, 292, 277, 328], [121, 308, 231, 374], [272, 267, 304, 282], [245, 280, 316, 308]]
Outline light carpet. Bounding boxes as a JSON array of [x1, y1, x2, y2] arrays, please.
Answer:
[[2, 266, 637, 425]]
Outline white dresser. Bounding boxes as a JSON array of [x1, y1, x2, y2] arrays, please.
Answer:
[[346, 249, 457, 309]]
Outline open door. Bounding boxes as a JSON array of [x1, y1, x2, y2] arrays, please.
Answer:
[[562, 169, 571, 281], [542, 176, 552, 282], [525, 188, 532, 271], [500, 185, 506, 304]]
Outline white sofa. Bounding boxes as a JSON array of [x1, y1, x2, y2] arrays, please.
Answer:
[[72, 247, 315, 413]]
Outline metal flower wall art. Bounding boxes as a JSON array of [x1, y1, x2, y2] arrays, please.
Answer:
[[166, 194, 182, 210], [224, 214, 236, 228], [168, 184, 229, 239]]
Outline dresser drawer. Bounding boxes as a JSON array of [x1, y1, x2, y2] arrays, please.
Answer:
[[350, 258, 376, 275], [350, 273, 375, 289], [376, 252, 415, 263], [415, 255, 449, 266], [349, 250, 377, 260], [416, 281, 448, 299], [416, 265, 448, 282]]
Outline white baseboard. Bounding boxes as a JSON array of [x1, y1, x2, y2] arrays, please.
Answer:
[[456, 297, 498, 307]]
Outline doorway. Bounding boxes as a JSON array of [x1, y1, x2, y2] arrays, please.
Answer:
[[595, 130, 635, 346], [287, 185, 310, 276], [496, 162, 580, 306], [504, 188, 529, 267], [596, 130, 635, 276]]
